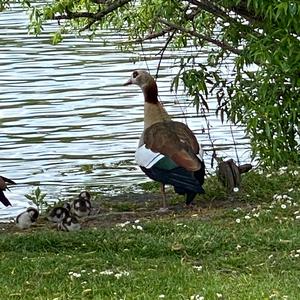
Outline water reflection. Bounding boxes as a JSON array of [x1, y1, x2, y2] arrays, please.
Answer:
[[0, 6, 250, 220]]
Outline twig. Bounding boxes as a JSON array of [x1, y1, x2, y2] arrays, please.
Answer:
[[121, 27, 174, 45], [185, 0, 263, 38], [185, 0, 257, 29], [54, 0, 132, 31], [230, 123, 240, 165], [91, 0, 109, 4], [199, 106, 217, 169], [186, 0, 232, 22], [55, 12, 94, 20], [155, 30, 176, 79]]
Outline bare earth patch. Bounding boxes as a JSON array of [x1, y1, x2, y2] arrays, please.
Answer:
[[0, 192, 251, 233]]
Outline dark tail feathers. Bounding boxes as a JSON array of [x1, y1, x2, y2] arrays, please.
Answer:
[[0, 191, 12, 207]]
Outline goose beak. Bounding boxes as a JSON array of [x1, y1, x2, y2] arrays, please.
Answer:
[[124, 78, 132, 86]]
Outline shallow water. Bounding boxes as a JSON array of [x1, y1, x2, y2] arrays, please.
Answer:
[[0, 6, 250, 220]]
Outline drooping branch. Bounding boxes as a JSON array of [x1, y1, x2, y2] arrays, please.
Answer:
[[227, 0, 263, 23], [54, 0, 131, 22], [186, 0, 232, 22], [155, 30, 177, 79], [54, 11, 94, 20], [91, 0, 109, 4], [184, 0, 262, 35], [159, 18, 242, 55], [122, 27, 174, 44]]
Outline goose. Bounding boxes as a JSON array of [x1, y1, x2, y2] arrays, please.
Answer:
[[58, 215, 81, 232], [71, 191, 92, 217], [0, 175, 16, 207], [216, 159, 252, 192], [124, 70, 205, 208], [15, 207, 39, 229]]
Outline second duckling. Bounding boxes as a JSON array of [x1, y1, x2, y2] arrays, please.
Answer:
[[58, 215, 81, 232], [72, 191, 92, 218], [48, 203, 71, 223]]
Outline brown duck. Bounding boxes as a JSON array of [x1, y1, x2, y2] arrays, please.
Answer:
[[124, 70, 205, 207], [0, 175, 16, 207]]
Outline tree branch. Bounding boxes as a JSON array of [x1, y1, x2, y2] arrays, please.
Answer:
[[159, 18, 241, 55], [54, 12, 94, 20], [155, 30, 177, 79], [121, 27, 174, 44], [54, 0, 131, 25], [91, 0, 109, 4], [93, 0, 131, 19], [184, 0, 261, 35], [185, 0, 236, 23]]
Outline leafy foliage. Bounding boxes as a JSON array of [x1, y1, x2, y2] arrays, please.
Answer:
[[25, 187, 48, 213], [1, 0, 299, 167]]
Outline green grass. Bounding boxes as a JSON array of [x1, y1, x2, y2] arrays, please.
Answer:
[[0, 167, 299, 299]]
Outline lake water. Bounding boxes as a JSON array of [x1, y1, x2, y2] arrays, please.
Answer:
[[0, 6, 250, 220]]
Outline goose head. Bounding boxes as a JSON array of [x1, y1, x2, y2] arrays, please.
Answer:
[[124, 70, 158, 103]]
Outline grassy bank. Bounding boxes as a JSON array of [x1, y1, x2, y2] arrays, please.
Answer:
[[0, 167, 299, 299]]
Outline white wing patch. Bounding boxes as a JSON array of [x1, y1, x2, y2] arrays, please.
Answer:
[[135, 144, 164, 169]]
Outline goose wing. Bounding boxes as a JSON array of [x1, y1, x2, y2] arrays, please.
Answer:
[[0, 176, 16, 190], [143, 121, 201, 171]]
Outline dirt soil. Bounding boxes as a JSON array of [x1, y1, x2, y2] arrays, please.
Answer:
[[0, 192, 250, 233]]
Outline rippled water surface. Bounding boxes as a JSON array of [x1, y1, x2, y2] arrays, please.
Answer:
[[0, 6, 250, 220]]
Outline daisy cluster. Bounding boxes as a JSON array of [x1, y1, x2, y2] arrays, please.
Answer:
[[68, 268, 97, 279], [234, 206, 261, 224], [269, 293, 289, 299], [99, 269, 130, 279], [289, 249, 300, 259], [190, 295, 204, 300], [68, 268, 130, 285], [271, 192, 299, 221], [190, 294, 223, 300], [192, 265, 203, 272], [257, 166, 300, 177], [234, 188, 299, 224], [115, 219, 143, 231], [277, 166, 299, 176]]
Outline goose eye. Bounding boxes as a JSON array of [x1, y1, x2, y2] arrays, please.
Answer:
[[132, 71, 138, 78]]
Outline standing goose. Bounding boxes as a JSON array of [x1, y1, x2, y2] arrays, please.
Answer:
[[124, 70, 205, 207], [0, 175, 16, 207]]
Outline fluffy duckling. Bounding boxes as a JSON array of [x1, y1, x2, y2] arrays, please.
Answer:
[[72, 191, 92, 218], [63, 202, 71, 211], [48, 202, 71, 223], [16, 207, 39, 229], [58, 215, 81, 232], [79, 191, 91, 200]]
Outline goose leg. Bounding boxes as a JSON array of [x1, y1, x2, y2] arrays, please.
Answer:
[[160, 183, 167, 210], [185, 192, 197, 206]]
